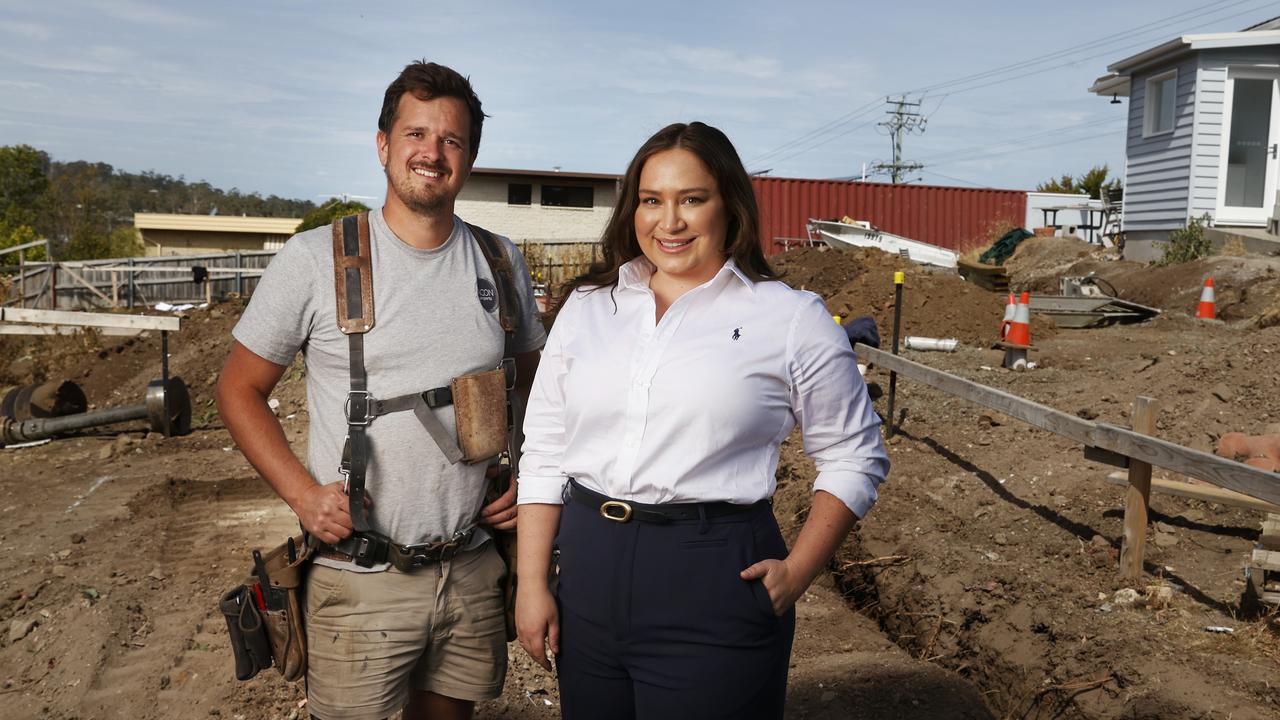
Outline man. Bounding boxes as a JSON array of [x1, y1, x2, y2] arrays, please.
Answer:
[[216, 61, 544, 720]]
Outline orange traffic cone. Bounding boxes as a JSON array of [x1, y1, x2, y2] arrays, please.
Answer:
[[1196, 278, 1216, 319], [1000, 293, 1015, 339], [1005, 292, 1032, 348]]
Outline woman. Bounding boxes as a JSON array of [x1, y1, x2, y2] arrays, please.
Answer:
[[515, 122, 889, 720]]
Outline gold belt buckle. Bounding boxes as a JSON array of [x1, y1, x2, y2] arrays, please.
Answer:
[[600, 500, 633, 523]]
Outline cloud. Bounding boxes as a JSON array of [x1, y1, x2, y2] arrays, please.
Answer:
[[0, 20, 53, 41]]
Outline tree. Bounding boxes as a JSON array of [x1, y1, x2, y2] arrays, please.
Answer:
[[0, 145, 50, 226], [1036, 164, 1121, 200], [297, 199, 373, 232]]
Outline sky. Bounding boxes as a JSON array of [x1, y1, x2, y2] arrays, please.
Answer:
[[2, 0, 1279, 205]]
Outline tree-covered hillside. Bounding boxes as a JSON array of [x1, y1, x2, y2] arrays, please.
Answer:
[[0, 144, 318, 261]]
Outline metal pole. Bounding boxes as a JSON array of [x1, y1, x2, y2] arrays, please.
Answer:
[[886, 271, 905, 437], [127, 257, 136, 309], [160, 331, 171, 437], [4, 404, 149, 443]]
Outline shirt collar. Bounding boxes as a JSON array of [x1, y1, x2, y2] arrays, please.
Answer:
[[617, 256, 756, 294]]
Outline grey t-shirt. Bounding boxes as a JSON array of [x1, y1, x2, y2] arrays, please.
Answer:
[[233, 209, 545, 567]]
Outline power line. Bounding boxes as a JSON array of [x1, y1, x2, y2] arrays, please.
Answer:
[[746, 1, 1278, 174], [918, 169, 991, 188], [870, 97, 927, 183], [918, 117, 1123, 165], [744, 98, 882, 167], [896, 0, 1251, 97], [928, 131, 1122, 168]]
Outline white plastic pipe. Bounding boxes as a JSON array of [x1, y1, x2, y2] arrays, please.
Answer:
[[903, 336, 959, 352]]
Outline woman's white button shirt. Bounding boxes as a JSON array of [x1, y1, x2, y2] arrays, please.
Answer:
[[517, 257, 889, 517]]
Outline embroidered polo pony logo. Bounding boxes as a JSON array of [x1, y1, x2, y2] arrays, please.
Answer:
[[732, 327, 741, 341]]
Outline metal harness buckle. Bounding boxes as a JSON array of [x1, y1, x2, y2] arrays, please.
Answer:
[[600, 500, 633, 523], [344, 390, 375, 426], [501, 357, 517, 390]]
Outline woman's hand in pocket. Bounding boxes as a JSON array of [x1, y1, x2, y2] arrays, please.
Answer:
[[739, 558, 807, 616]]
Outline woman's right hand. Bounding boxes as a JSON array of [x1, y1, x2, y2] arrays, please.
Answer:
[[516, 583, 560, 671]]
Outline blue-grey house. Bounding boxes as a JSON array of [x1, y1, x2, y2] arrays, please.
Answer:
[[1090, 18, 1280, 260]]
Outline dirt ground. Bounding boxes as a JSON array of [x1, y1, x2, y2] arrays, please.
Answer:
[[3, 235, 1280, 718]]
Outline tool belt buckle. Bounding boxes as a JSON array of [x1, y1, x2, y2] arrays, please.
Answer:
[[352, 533, 389, 568], [344, 390, 375, 426], [600, 500, 633, 523]]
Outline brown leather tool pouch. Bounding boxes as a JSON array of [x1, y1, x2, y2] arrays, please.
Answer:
[[255, 536, 309, 682], [451, 368, 509, 464], [220, 536, 310, 683]]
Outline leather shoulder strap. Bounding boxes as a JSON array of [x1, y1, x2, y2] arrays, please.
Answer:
[[332, 213, 374, 334], [466, 222, 520, 348]]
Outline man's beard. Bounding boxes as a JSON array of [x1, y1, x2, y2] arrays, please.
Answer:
[[387, 165, 450, 215]]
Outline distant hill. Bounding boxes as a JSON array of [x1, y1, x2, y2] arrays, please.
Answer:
[[1, 144, 317, 260]]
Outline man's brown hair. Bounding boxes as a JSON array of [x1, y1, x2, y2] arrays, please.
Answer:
[[378, 61, 485, 159]]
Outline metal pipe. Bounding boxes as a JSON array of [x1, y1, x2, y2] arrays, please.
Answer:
[[903, 336, 958, 352], [4, 404, 148, 442]]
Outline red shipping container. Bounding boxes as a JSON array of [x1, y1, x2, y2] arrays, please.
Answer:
[[751, 176, 1027, 256]]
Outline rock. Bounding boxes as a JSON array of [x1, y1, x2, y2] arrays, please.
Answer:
[[1210, 384, 1233, 402], [97, 444, 114, 460], [70, 533, 85, 544], [1154, 531, 1179, 548], [1076, 407, 1099, 420], [1089, 535, 1110, 549], [268, 398, 281, 413], [145, 432, 163, 442], [978, 413, 1003, 428], [159, 674, 170, 690], [1113, 588, 1140, 607], [9, 617, 38, 643], [820, 691, 836, 703], [56, 549, 71, 560], [993, 533, 1009, 546], [147, 568, 166, 581], [1145, 585, 1175, 609], [51, 565, 70, 578]]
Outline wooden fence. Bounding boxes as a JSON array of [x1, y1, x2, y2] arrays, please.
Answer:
[[1, 251, 275, 310], [857, 344, 1280, 579], [0, 241, 603, 311]]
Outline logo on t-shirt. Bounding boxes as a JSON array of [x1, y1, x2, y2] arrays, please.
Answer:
[[477, 278, 498, 313]]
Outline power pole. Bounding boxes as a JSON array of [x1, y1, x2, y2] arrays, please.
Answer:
[[871, 96, 926, 183]]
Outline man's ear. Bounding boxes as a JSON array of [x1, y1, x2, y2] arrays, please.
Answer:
[[376, 131, 389, 168]]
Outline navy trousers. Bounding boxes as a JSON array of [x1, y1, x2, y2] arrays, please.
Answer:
[[554, 496, 796, 720]]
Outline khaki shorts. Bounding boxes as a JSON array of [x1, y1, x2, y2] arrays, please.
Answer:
[[304, 542, 508, 720]]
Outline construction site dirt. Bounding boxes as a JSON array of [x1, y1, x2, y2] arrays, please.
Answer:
[[4, 235, 1280, 719]]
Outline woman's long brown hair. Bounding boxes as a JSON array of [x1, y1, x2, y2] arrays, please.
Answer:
[[549, 122, 779, 320]]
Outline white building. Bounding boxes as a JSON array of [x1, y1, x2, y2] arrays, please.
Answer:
[[455, 167, 619, 244]]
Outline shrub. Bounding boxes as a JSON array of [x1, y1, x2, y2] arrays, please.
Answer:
[[1160, 214, 1211, 265]]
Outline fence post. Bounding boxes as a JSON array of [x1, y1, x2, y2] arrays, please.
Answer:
[[127, 257, 135, 309], [18, 249, 24, 309], [111, 270, 119, 308], [235, 252, 244, 296], [1120, 396, 1159, 580], [49, 264, 57, 309]]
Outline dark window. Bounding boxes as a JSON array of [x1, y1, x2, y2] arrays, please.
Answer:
[[541, 184, 593, 208], [508, 183, 532, 205]]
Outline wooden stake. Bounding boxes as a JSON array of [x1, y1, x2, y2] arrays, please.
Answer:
[[1120, 396, 1158, 579], [111, 270, 119, 308]]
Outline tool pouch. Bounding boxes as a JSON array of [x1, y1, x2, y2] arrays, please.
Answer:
[[254, 536, 309, 682], [451, 368, 509, 464], [218, 586, 272, 681], [219, 535, 311, 683]]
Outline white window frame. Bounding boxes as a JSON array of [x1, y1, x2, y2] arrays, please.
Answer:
[[1144, 69, 1178, 137]]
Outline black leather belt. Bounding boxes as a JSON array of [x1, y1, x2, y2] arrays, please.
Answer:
[[568, 479, 765, 524], [322, 529, 474, 572]]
